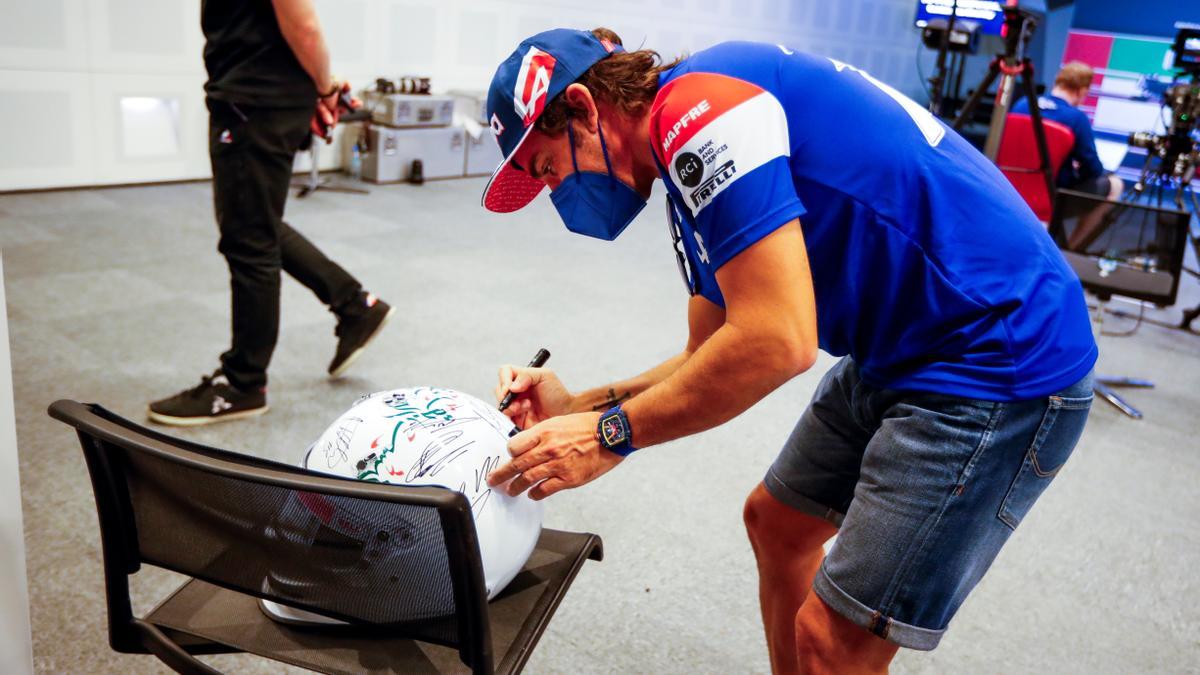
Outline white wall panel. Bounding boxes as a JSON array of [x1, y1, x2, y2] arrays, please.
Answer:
[[86, 0, 202, 75], [0, 90, 74, 171], [316, 0, 371, 75], [383, 2, 440, 71], [0, 70, 95, 190], [0, 0, 90, 71], [457, 10, 505, 68], [0, 0, 68, 50], [89, 72, 207, 185], [106, 0, 188, 57]]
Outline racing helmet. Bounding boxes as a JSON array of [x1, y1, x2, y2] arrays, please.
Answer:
[[260, 387, 544, 625]]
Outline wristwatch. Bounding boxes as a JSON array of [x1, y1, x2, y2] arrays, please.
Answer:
[[597, 405, 637, 457]]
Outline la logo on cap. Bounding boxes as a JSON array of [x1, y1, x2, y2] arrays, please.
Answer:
[[513, 46, 556, 127]]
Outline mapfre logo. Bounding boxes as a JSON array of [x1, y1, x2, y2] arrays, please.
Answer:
[[513, 46, 556, 127], [661, 100, 711, 155]]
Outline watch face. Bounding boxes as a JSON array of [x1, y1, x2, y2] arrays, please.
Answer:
[[601, 414, 627, 447]]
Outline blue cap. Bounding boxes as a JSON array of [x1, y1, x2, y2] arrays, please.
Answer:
[[481, 28, 622, 213]]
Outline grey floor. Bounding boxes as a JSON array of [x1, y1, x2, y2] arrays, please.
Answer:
[[3, 176, 1199, 674]]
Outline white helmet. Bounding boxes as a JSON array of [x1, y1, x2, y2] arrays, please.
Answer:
[[260, 387, 543, 625]]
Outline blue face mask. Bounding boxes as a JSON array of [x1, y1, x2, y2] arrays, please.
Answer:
[[550, 120, 647, 241]]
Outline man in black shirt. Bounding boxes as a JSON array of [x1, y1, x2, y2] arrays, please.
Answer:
[[149, 0, 393, 426]]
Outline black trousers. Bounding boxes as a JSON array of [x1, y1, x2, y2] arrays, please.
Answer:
[[208, 98, 362, 390]]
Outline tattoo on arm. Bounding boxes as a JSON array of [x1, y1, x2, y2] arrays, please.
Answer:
[[591, 388, 632, 411]]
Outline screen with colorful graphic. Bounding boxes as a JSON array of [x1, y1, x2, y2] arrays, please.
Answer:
[[1060, 29, 1180, 173]]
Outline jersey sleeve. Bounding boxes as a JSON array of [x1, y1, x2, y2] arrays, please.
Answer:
[[651, 72, 806, 272], [1068, 110, 1105, 180]]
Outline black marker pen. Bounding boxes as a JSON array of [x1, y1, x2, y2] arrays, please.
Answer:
[[499, 348, 551, 412]]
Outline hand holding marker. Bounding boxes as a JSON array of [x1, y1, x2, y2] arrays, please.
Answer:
[[499, 348, 551, 436]]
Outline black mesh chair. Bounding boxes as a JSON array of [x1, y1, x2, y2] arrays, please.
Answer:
[[48, 400, 602, 674]]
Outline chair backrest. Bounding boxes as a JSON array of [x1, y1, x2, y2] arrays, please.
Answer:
[[996, 113, 1076, 222], [1050, 189, 1191, 307], [47, 400, 494, 673]]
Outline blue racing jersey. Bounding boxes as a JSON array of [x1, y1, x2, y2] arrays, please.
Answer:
[[1012, 93, 1105, 186], [649, 42, 1096, 401]]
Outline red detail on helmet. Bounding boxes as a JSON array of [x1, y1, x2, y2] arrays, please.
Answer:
[[297, 491, 334, 524]]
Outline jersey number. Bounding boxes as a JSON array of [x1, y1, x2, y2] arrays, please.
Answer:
[[827, 58, 945, 147]]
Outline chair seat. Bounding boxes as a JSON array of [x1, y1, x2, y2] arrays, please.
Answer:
[[146, 528, 603, 675]]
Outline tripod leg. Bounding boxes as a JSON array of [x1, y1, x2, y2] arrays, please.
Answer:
[[1096, 376, 1154, 389], [1019, 60, 1057, 207], [1094, 381, 1144, 420], [1183, 304, 1200, 331], [953, 59, 1002, 131]]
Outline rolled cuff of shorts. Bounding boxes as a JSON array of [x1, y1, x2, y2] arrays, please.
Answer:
[[763, 467, 846, 527], [812, 564, 945, 651]]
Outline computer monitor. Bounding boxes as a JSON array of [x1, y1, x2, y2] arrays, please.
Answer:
[[914, 0, 1046, 36], [1173, 27, 1200, 72], [916, 0, 1007, 36], [1050, 189, 1191, 307]]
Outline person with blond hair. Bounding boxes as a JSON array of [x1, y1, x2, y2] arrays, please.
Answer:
[[1013, 61, 1123, 204]]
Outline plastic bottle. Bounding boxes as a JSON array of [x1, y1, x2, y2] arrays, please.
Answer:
[[350, 143, 362, 181]]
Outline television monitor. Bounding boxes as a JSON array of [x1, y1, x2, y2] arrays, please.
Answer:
[[915, 0, 1048, 35], [1051, 189, 1191, 307], [1172, 27, 1200, 70]]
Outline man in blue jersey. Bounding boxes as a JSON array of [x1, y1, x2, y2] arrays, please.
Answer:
[[1013, 61, 1123, 201], [481, 28, 1096, 673]]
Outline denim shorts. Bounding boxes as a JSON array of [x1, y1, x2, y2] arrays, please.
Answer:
[[764, 358, 1093, 650]]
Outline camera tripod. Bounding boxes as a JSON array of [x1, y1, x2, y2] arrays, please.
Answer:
[[292, 106, 372, 198], [1122, 108, 1200, 331], [952, 6, 1056, 205], [1071, 119, 1200, 418], [925, 4, 966, 118]]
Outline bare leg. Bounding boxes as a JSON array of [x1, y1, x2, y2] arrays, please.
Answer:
[[1068, 174, 1124, 251], [744, 483, 838, 674], [794, 593, 899, 675]]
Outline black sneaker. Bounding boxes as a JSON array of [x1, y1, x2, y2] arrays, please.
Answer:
[[147, 370, 268, 426], [329, 294, 394, 377]]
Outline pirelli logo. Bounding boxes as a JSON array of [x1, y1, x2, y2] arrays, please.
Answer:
[[689, 160, 737, 208]]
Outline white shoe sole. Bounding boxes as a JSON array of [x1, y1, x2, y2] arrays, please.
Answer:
[[146, 405, 269, 427], [259, 598, 348, 626], [329, 306, 395, 378]]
